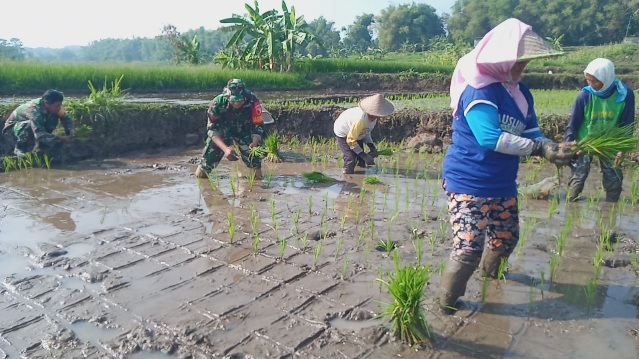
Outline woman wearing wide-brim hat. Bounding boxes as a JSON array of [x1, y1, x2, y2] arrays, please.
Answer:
[[333, 93, 395, 174], [439, 18, 577, 314]]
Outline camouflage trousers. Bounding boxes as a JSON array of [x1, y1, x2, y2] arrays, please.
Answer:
[[197, 133, 262, 174], [12, 122, 63, 157], [446, 192, 520, 267]]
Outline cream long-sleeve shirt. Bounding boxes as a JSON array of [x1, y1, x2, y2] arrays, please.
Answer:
[[333, 107, 377, 152]]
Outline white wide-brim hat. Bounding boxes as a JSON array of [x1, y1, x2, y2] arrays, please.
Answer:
[[517, 30, 563, 61], [358, 94, 395, 117]]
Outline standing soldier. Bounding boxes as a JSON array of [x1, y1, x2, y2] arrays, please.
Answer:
[[2, 89, 75, 158], [195, 79, 265, 179]]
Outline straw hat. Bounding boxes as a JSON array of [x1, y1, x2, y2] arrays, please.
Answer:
[[358, 94, 395, 117], [517, 30, 563, 61]]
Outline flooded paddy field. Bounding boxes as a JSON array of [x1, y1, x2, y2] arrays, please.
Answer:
[[1, 145, 638, 359]]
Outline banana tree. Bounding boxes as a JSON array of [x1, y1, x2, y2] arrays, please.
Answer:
[[280, 1, 320, 71], [220, 1, 283, 71]]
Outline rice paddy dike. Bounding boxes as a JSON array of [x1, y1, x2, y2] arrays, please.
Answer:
[[5, 90, 636, 162]]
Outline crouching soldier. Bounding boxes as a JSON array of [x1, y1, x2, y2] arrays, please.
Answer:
[[2, 89, 75, 159], [195, 79, 265, 179]]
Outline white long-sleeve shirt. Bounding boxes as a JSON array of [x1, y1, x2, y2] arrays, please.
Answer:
[[333, 107, 377, 149]]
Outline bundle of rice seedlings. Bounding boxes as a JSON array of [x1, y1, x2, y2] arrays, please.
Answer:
[[249, 146, 268, 160], [376, 251, 432, 346], [264, 133, 283, 162], [73, 124, 94, 142], [377, 148, 394, 156], [577, 124, 639, 162], [363, 175, 382, 185], [302, 171, 335, 183]]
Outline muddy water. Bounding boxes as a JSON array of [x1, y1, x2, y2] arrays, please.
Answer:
[[1, 147, 638, 358]]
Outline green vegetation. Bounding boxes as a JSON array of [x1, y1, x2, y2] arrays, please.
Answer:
[[577, 124, 639, 162], [363, 175, 383, 185], [0, 61, 309, 95], [302, 171, 336, 183], [376, 251, 432, 346]]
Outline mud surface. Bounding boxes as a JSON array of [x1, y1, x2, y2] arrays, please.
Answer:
[[1, 147, 639, 358]]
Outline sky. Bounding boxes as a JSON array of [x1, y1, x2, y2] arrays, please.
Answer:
[[0, 0, 456, 49]]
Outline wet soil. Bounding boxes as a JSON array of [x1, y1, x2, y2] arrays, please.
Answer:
[[1, 147, 638, 359]]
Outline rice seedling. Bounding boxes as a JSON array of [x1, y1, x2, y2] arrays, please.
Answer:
[[377, 148, 394, 156], [3, 156, 15, 172], [363, 175, 382, 185], [376, 251, 432, 346], [526, 279, 536, 315], [299, 231, 309, 251], [480, 276, 490, 303], [73, 124, 94, 142], [359, 187, 367, 206], [278, 238, 287, 261], [227, 211, 236, 244], [539, 269, 546, 299], [357, 226, 367, 248], [549, 253, 561, 283], [423, 230, 435, 254], [340, 212, 347, 231], [23, 152, 33, 169], [631, 249, 639, 273], [414, 236, 424, 265], [253, 232, 261, 254], [593, 244, 604, 278], [584, 277, 598, 309], [32, 153, 42, 168], [437, 259, 446, 278], [263, 171, 273, 188], [631, 176, 639, 206], [341, 253, 350, 280], [335, 237, 344, 259], [250, 205, 259, 234], [369, 218, 376, 241], [547, 195, 559, 220], [229, 174, 237, 197], [577, 124, 639, 163], [292, 207, 301, 234], [263, 133, 284, 162], [496, 257, 509, 283], [377, 238, 395, 253], [247, 170, 257, 191], [307, 195, 313, 218], [302, 171, 335, 184], [313, 242, 323, 270]]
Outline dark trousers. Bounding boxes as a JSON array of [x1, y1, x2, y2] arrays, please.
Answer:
[[568, 154, 623, 202], [336, 137, 365, 172]]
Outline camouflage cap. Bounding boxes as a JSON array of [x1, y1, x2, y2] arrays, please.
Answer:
[[227, 79, 246, 102]]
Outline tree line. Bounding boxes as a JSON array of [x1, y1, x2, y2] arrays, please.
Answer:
[[3, 0, 639, 65]]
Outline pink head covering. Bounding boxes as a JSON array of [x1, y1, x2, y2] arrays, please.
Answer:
[[449, 18, 532, 115]]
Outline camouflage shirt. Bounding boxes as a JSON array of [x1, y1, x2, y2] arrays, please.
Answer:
[[4, 98, 75, 142], [206, 91, 264, 140]]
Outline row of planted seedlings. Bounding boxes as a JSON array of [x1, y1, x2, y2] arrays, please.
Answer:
[[512, 166, 639, 314], [1, 151, 53, 172], [195, 135, 455, 347]]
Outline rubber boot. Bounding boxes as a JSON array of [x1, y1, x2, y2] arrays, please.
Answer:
[[478, 250, 506, 279], [439, 259, 476, 315], [342, 160, 356, 174]]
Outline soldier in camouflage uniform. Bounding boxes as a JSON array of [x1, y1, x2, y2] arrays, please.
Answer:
[[195, 79, 265, 179], [2, 89, 75, 158]]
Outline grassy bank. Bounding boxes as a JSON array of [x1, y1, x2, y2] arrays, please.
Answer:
[[3, 43, 639, 96], [0, 61, 310, 95]]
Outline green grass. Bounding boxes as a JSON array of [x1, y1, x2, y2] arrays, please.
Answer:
[[0, 60, 310, 95]]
